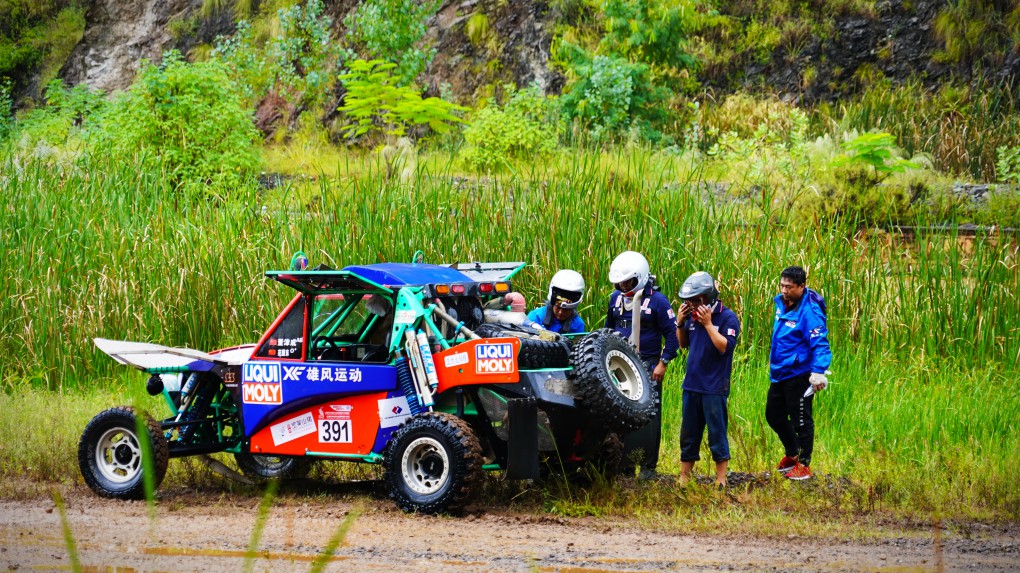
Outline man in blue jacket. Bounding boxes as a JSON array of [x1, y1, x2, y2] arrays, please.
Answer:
[[767, 266, 832, 481], [605, 251, 679, 479]]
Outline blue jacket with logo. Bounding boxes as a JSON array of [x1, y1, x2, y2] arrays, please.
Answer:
[[527, 306, 586, 334], [604, 286, 679, 364], [769, 288, 831, 382]]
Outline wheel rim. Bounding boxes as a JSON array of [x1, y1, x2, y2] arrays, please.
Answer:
[[251, 455, 289, 471], [94, 426, 142, 484], [401, 436, 450, 496], [605, 349, 644, 401]]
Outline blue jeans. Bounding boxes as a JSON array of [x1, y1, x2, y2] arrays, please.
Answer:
[[679, 390, 730, 462]]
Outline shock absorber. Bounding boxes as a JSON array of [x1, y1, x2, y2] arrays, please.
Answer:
[[395, 357, 423, 416]]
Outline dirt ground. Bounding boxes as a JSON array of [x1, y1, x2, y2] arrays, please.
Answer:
[[2, 481, 1018, 573]]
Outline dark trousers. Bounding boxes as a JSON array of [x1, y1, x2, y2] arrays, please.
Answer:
[[764, 374, 814, 466], [679, 390, 730, 462], [622, 357, 661, 471]]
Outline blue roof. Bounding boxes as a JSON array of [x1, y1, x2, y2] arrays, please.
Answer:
[[341, 263, 474, 287]]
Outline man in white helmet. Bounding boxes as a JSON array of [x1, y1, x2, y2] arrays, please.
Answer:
[[605, 251, 679, 479], [527, 269, 587, 334]]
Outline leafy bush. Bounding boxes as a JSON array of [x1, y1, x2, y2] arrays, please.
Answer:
[[995, 146, 1020, 184], [344, 0, 441, 86], [338, 59, 466, 143], [0, 1, 85, 94], [599, 0, 699, 74], [7, 79, 106, 154], [831, 132, 919, 178], [214, 0, 349, 108], [461, 85, 559, 172], [90, 51, 261, 193]]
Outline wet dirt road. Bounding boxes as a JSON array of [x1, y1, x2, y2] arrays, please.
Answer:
[[1, 488, 1017, 572]]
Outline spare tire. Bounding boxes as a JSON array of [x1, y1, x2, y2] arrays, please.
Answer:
[[474, 324, 571, 370], [570, 329, 658, 432]]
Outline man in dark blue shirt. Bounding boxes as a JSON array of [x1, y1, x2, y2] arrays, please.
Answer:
[[676, 272, 740, 487], [605, 251, 679, 479]]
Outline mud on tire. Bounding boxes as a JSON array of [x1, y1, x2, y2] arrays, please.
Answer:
[[474, 324, 571, 370], [571, 329, 658, 432], [383, 412, 483, 514], [78, 406, 169, 500]]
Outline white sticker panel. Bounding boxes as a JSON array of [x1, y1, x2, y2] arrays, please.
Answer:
[[395, 310, 417, 325], [444, 351, 469, 368], [318, 419, 353, 443], [270, 412, 316, 445], [378, 396, 412, 429]]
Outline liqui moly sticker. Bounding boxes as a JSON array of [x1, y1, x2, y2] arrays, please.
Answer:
[[378, 396, 412, 428], [444, 351, 469, 368], [475, 343, 514, 374], [243, 362, 281, 383], [242, 382, 282, 404], [270, 412, 316, 445]]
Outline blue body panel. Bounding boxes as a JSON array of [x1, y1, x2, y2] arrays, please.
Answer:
[[341, 263, 474, 287], [240, 360, 398, 436]]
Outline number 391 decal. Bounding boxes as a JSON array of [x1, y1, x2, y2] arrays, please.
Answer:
[[318, 419, 352, 443]]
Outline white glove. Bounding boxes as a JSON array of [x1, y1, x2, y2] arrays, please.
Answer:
[[809, 372, 828, 391]]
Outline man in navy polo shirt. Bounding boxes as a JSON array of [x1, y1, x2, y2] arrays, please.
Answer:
[[676, 271, 740, 487]]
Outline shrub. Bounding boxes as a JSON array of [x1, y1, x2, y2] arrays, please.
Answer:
[[995, 146, 1020, 184], [214, 0, 349, 108], [89, 51, 261, 193], [7, 79, 106, 155], [461, 85, 559, 172], [343, 0, 441, 86], [338, 59, 466, 144]]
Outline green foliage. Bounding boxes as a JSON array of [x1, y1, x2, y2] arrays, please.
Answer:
[[599, 0, 699, 73], [344, 0, 441, 86], [461, 85, 559, 172], [90, 51, 261, 193], [831, 132, 919, 176], [933, 0, 1019, 70], [338, 59, 467, 143], [214, 0, 350, 108], [555, 0, 698, 143], [9, 79, 106, 151], [995, 146, 1020, 184], [0, 1, 85, 94], [0, 78, 12, 140], [557, 44, 673, 142]]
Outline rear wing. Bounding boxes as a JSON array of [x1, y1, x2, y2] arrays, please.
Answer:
[[450, 262, 526, 283], [265, 270, 393, 295], [93, 338, 247, 373]]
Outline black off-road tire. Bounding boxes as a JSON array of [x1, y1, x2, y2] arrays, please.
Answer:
[[474, 324, 571, 370], [78, 406, 169, 500], [234, 453, 313, 481], [383, 412, 483, 514], [571, 329, 658, 432]]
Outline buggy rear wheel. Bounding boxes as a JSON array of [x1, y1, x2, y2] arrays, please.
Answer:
[[234, 452, 312, 481], [78, 406, 168, 500], [384, 412, 482, 514]]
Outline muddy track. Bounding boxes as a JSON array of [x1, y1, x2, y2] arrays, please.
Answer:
[[1, 485, 1017, 572]]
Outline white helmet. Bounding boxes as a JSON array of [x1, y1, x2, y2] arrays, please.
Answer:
[[548, 269, 585, 309], [608, 251, 650, 297]]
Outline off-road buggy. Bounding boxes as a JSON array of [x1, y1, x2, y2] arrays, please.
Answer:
[[80, 257, 657, 513]]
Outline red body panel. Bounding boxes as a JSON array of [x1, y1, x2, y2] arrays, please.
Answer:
[[249, 392, 388, 456], [434, 337, 521, 393]]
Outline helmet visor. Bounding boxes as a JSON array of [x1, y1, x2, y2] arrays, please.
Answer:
[[614, 277, 639, 295], [551, 287, 582, 310]]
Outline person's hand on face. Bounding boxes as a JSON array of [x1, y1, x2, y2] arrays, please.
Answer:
[[694, 304, 713, 326]]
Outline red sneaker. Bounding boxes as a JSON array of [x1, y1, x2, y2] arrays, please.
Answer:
[[785, 462, 812, 481], [777, 456, 799, 474]]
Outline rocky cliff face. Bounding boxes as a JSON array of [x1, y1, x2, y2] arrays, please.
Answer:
[[61, 0, 198, 93]]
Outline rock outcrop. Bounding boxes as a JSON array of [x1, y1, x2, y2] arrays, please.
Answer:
[[61, 0, 197, 93]]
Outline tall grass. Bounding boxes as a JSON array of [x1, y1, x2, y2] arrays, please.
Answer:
[[1, 150, 1017, 517]]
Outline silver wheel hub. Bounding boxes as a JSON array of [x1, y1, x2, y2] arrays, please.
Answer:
[[605, 349, 644, 401], [401, 436, 449, 495], [95, 427, 142, 484]]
